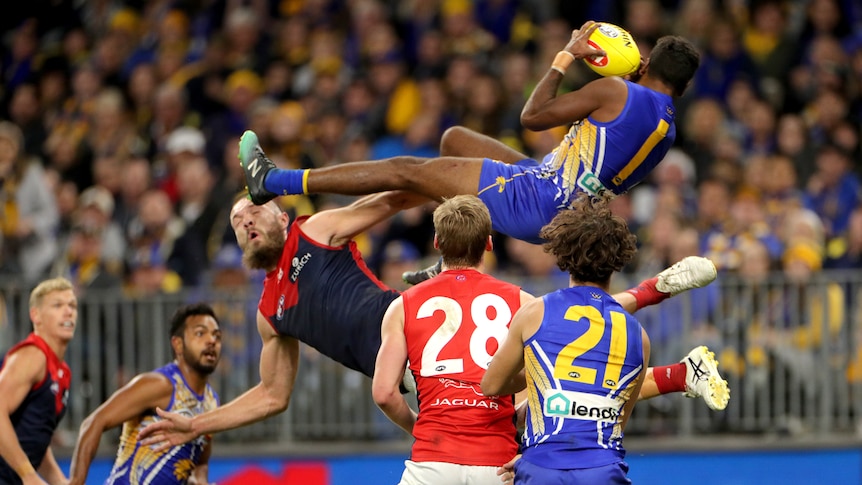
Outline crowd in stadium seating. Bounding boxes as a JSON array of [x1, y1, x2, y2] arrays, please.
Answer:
[[2, 0, 862, 436], [1, 0, 861, 293]]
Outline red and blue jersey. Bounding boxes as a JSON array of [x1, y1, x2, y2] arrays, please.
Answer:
[[258, 216, 400, 377], [0, 334, 71, 484], [402, 269, 521, 466]]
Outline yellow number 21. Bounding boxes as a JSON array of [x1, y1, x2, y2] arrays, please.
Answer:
[[552, 305, 628, 389]]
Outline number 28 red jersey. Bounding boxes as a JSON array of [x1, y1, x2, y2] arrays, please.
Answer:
[[401, 268, 522, 466]]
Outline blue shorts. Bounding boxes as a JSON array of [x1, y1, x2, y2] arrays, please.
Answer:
[[514, 457, 631, 485], [477, 158, 559, 244]]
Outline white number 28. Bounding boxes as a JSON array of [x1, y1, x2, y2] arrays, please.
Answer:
[[417, 294, 512, 377]]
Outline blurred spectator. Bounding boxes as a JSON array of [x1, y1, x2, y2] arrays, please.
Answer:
[[223, 7, 265, 72], [761, 155, 804, 233], [377, 240, 422, 292], [75, 185, 126, 269], [267, 101, 322, 170], [743, 0, 799, 88], [370, 112, 440, 159], [1, 20, 39, 96], [630, 148, 698, 226], [6, 83, 47, 159], [204, 69, 263, 152], [170, 156, 229, 286], [804, 143, 862, 238], [150, 83, 194, 156], [158, 125, 206, 202], [825, 207, 862, 269], [501, 237, 568, 296], [498, 50, 533, 135], [634, 211, 683, 278], [623, 0, 667, 47], [461, 72, 505, 137], [681, 98, 728, 182], [774, 113, 816, 185], [50, 214, 122, 293], [440, 0, 497, 58], [638, 225, 719, 358], [125, 189, 184, 294], [0, 121, 58, 283], [672, 0, 715, 49], [114, 156, 152, 232]]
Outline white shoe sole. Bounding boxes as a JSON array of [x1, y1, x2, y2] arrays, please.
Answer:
[[657, 256, 717, 295]]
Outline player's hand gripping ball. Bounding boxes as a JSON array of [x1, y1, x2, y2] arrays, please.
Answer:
[[583, 23, 640, 77]]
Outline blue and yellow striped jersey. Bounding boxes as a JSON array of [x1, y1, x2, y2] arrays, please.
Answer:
[[521, 286, 645, 470], [106, 362, 219, 484], [538, 80, 675, 205]]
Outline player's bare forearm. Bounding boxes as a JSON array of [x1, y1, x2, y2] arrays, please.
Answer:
[[38, 448, 67, 485], [520, 71, 566, 130], [0, 413, 37, 480], [194, 383, 289, 436], [194, 318, 298, 435], [377, 395, 417, 434], [307, 191, 431, 247], [69, 418, 104, 485]]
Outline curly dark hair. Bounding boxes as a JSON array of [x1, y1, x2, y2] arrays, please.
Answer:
[[539, 193, 637, 285]]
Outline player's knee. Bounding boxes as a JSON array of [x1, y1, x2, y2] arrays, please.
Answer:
[[440, 126, 471, 156]]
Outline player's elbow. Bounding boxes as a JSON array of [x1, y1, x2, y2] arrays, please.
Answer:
[[269, 392, 291, 415], [480, 375, 501, 397], [371, 382, 398, 410], [520, 110, 546, 131], [78, 414, 103, 437], [263, 385, 291, 415], [519, 110, 537, 129]]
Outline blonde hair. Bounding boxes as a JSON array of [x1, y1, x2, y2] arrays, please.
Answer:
[[433, 195, 491, 268], [29, 277, 74, 309]]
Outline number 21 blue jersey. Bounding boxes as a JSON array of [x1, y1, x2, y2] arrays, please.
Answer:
[[521, 286, 645, 470]]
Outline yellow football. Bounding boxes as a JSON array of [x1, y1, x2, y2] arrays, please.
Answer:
[[583, 23, 640, 77]]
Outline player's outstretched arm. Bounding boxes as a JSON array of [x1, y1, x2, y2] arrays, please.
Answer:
[[139, 313, 299, 451], [303, 191, 431, 247], [0, 346, 50, 484], [69, 373, 174, 485], [372, 297, 418, 434]]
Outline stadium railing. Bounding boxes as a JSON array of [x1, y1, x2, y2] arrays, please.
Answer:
[[1, 270, 860, 450]]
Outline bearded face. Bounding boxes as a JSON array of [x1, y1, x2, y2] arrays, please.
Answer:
[[241, 223, 286, 270], [182, 340, 220, 375]]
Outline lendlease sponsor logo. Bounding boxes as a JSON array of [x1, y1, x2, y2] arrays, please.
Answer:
[[543, 389, 622, 423]]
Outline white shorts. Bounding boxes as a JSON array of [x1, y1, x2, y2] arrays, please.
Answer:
[[398, 460, 501, 485]]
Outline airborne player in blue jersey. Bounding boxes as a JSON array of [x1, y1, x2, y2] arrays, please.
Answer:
[[236, 23, 700, 250]]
